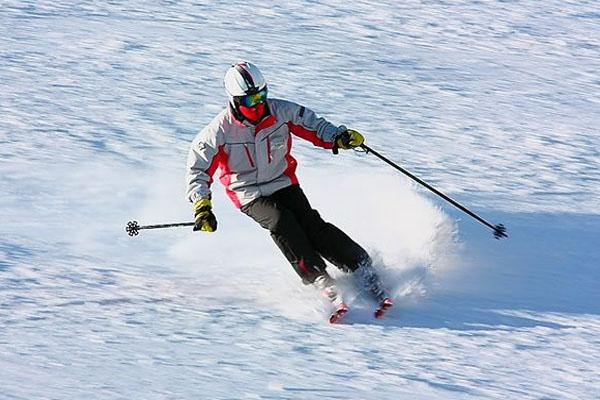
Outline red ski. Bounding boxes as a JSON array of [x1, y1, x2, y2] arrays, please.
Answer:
[[329, 303, 349, 324], [374, 297, 393, 319]]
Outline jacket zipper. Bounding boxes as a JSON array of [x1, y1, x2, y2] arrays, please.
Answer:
[[243, 144, 255, 168]]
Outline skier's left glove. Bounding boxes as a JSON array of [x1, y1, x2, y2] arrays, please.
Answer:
[[335, 129, 364, 150], [193, 198, 218, 232]]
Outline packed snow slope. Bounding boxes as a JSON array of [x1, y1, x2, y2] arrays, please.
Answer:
[[2, 1, 599, 399]]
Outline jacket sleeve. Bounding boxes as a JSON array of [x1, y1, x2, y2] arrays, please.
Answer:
[[185, 124, 223, 203], [279, 100, 346, 149]]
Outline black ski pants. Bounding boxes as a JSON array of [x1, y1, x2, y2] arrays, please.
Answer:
[[241, 184, 370, 284]]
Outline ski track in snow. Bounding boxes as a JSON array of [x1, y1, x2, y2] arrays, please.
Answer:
[[2, 1, 600, 399]]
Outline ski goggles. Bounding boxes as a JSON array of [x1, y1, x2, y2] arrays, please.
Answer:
[[237, 87, 268, 107]]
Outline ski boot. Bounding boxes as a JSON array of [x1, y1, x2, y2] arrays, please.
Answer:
[[355, 265, 394, 318], [314, 274, 348, 324]]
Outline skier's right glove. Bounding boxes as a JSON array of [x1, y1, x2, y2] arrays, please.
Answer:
[[193, 198, 218, 232]]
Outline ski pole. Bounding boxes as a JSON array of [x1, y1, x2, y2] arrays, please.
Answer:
[[125, 220, 195, 236], [360, 144, 507, 239]]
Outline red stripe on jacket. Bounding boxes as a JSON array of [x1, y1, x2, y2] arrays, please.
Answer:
[[209, 145, 242, 208], [205, 146, 222, 187], [283, 134, 299, 185], [286, 122, 334, 149]]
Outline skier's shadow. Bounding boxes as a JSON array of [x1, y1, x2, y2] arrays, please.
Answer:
[[362, 300, 572, 330], [333, 262, 576, 331]]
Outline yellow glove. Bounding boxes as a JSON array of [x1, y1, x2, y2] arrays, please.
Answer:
[[335, 129, 364, 150], [193, 198, 217, 232]]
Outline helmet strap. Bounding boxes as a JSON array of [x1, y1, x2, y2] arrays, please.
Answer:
[[229, 100, 246, 123]]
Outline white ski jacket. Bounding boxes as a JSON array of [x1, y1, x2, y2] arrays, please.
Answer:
[[186, 98, 346, 208]]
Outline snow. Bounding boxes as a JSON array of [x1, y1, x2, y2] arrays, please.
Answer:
[[1, 1, 599, 399]]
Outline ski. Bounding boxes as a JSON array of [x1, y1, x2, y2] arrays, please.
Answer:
[[374, 297, 394, 319], [329, 303, 349, 324]]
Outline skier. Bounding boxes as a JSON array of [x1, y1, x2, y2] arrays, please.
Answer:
[[186, 61, 393, 322]]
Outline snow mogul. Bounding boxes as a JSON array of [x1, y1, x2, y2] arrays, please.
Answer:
[[186, 61, 393, 322]]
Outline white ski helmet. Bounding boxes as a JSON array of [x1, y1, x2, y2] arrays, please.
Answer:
[[224, 61, 267, 102]]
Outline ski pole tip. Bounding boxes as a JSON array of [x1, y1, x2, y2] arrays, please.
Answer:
[[493, 224, 507, 239]]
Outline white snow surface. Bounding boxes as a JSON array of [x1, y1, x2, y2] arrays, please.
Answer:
[[1, 1, 599, 399]]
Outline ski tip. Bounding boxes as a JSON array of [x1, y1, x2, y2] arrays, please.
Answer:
[[329, 303, 349, 324], [374, 297, 393, 319]]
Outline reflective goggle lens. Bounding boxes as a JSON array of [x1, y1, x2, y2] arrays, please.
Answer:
[[239, 88, 268, 107]]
